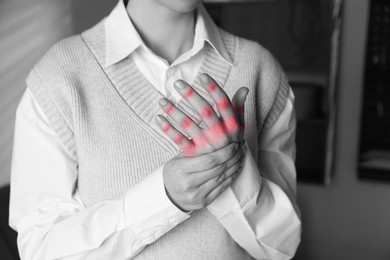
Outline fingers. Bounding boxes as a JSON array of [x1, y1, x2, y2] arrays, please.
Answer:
[[204, 168, 240, 205], [156, 115, 197, 156], [198, 153, 243, 195], [177, 142, 239, 172], [200, 73, 239, 135], [159, 98, 208, 149], [192, 144, 245, 186], [173, 80, 221, 130]]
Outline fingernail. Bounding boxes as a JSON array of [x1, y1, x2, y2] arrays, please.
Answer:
[[174, 80, 185, 89], [159, 98, 167, 106], [244, 88, 249, 98], [200, 73, 208, 83]]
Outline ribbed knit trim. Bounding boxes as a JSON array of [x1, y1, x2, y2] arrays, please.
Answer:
[[262, 72, 290, 131], [27, 70, 77, 159]]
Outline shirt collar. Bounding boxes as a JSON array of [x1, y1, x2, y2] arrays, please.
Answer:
[[104, 0, 233, 68]]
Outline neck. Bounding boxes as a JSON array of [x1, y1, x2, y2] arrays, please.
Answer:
[[127, 0, 196, 64]]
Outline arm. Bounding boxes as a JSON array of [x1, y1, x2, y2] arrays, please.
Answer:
[[207, 89, 301, 260], [9, 89, 190, 260]]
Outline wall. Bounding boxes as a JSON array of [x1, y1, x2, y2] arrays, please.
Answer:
[[0, 0, 72, 187], [294, 0, 390, 259], [71, 0, 116, 34], [0, 0, 115, 188]]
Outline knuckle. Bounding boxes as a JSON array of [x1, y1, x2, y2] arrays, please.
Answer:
[[218, 163, 227, 174], [183, 179, 194, 192], [206, 155, 218, 167], [187, 190, 199, 202], [220, 139, 230, 148], [228, 144, 237, 157], [198, 199, 207, 209], [219, 185, 227, 194], [216, 173, 226, 183], [202, 105, 214, 118]]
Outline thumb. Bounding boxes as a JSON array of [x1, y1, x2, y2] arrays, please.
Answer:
[[232, 87, 249, 142], [232, 87, 249, 123]]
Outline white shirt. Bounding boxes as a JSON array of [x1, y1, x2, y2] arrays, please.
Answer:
[[9, 1, 301, 259]]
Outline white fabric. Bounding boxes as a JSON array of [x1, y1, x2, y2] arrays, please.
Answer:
[[9, 1, 301, 259]]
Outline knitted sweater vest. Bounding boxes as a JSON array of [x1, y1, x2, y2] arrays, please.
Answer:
[[27, 20, 289, 260]]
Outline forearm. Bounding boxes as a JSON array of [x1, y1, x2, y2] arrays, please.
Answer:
[[9, 89, 189, 259], [11, 172, 189, 260]]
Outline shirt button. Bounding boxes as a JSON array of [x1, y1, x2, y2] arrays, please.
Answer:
[[167, 68, 175, 77]]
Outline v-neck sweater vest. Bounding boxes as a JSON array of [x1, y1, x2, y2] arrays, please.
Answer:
[[26, 20, 289, 259]]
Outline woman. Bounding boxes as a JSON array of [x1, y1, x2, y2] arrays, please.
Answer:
[[9, 0, 301, 259]]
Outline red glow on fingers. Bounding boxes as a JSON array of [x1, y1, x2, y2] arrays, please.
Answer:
[[217, 98, 230, 111], [208, 83, 218, 93], [184, 143, 196, 156], [166, 104, 174, 116], [185, 88, 195, 99], [225, 117, 239, 133], [174, 135, 184, 145], [201, 106, 213, 119], [182, 117, 193, 130], [234, 105, 245, 114], [162, 124, 171, 133], [208, 122, 226, 141], [193, 133, 208, 148]]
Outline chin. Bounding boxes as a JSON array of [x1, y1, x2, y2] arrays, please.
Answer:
[[162, 0, 203, 13]]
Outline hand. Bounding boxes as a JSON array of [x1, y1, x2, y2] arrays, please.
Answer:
[[157, 73, 249, 156], [156, 73, 248, 211], [161, 143, 245, 212]]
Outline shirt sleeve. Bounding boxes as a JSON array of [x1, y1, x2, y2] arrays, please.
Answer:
[[9, 88, 190, 260], [207, 88, 302, 260]]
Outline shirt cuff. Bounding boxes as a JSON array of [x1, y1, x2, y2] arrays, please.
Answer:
[[122, 164, 190, 235], [207, 143, 262, 211]]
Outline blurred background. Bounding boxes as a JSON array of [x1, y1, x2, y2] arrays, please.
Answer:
[[0, 0, 389, 259]]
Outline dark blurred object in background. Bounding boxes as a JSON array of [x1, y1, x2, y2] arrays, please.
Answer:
[[358, 0, 390, 182], [0, 186, 19, 260]]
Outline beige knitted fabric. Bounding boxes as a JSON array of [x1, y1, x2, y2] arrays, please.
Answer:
[[27, 19, 289, 260]]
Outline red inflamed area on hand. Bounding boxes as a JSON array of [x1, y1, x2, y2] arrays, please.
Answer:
[[208, 83, 218, 93], [162, 124, 171, 133], [234, 105, 245, 114], [184, 143, 196, 156], [185, 88, 195, 99], [193, 134, 208, 148], [182, 118, 193, 130], [225, 117, 238, 133], [174, 135, 184, 145], [217, 98, 230, 111], [201, 106, 213, 118], [166, 104, 174, 116], [208, 123, 226, 140]]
